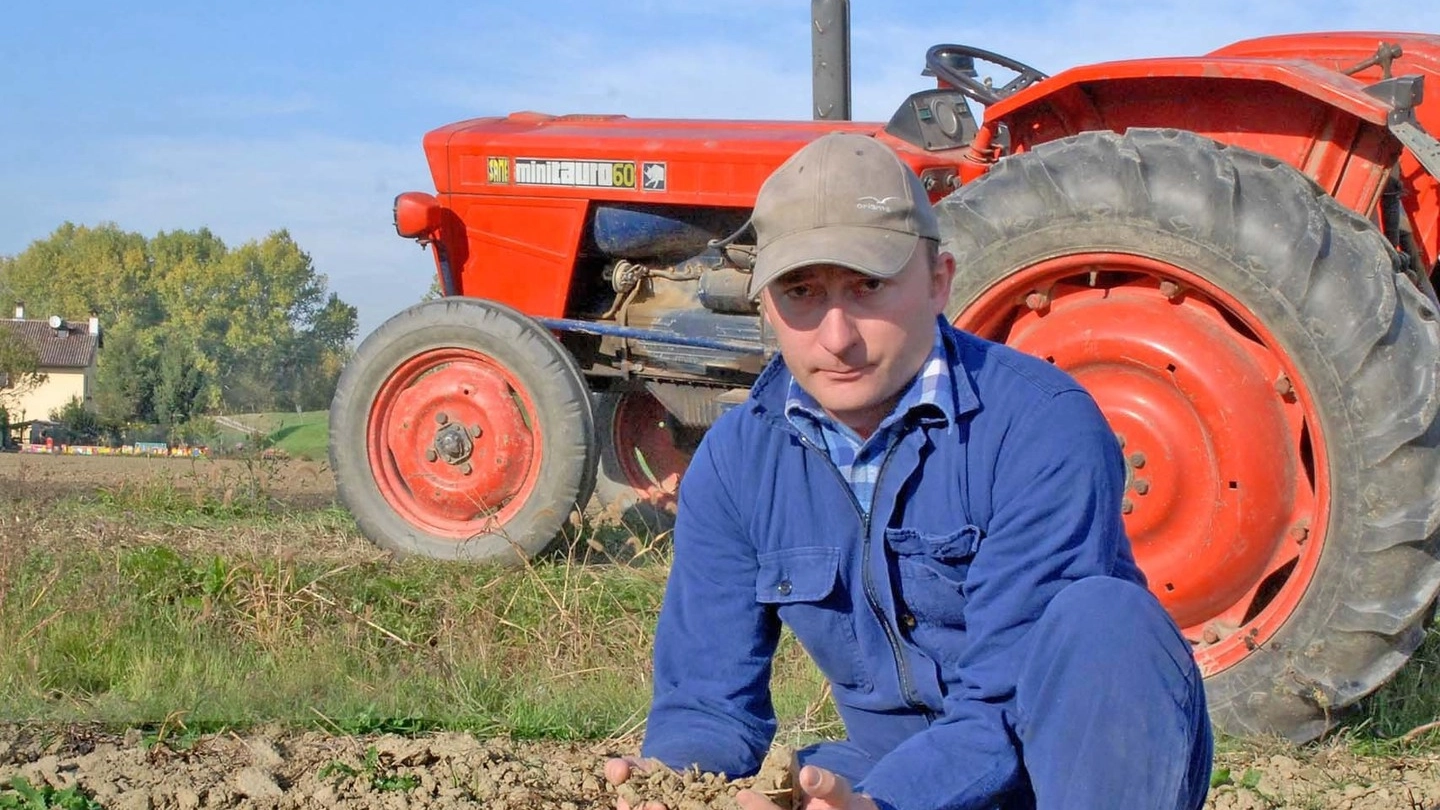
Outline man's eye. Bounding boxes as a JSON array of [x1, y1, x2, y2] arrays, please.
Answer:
[[783, 285, 814, 299]]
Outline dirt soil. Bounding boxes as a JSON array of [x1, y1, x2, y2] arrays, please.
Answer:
[[0, 452, 337, 511], [6, 453, 1440, 808], [4, 725, 1440, 810]]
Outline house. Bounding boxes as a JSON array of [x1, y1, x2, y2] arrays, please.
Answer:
[[0, 303, 102, 425]]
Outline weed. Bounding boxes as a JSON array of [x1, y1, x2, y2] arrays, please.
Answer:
[[139, 710, 219, 752], [319, 746, 421, 792], [316, 760, 359, 781], [323, 710, 436, 737], [0, 777, 103, 810], [1209, 766, 1232, 789]]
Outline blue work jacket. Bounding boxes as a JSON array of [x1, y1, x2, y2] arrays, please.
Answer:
[[640, 319, 1146, 809]]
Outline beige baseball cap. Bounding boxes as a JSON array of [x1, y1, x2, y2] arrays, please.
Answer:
[[747, 132, 938, 298]]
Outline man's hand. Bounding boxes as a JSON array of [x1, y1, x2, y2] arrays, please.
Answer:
[[736, 765, 880, 810], [604, 755, 671, 810]]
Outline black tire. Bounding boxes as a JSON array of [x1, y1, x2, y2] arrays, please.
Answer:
[[329, 297, 597, 563], [936, 128, 1440, 741], [591, 389, 689, 535]]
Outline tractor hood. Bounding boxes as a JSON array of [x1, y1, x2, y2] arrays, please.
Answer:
[[421, 112, 881, 207]]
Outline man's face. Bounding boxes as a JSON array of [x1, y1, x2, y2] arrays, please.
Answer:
[[760, 243, 955, 438]]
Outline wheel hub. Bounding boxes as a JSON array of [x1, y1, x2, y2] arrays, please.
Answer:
[[369, 348, 539, 533], [956, 252, 1324, 673], [432, 417, 475, 466]]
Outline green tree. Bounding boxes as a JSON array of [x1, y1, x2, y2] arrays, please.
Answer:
[[1, 224, 359, 421], [152, 334, 205, 425], [50, 396, 102, 442], [0, 222, 156, 329], [92, 323, 157, 425]]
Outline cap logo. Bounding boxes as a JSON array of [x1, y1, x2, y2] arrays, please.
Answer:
[[856, 195, 900, 212]]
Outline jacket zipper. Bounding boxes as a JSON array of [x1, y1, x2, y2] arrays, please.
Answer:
[[796, 433, 927, 710]]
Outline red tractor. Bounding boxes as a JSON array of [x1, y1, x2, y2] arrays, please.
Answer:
[[329, 8, 1440, 741]]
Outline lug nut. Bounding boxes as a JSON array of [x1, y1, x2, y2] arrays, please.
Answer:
[[1128, 452, 1147, 469], [1274, 375, 1294, 396], [470, 424, 483, 438], [425, 448, 438, 462], [1121, 498, 1134, 515], [1133, 479, 1150, 495], [1202, 626, 1220, 644], [435, 412, 449, 425], [460, 462, 473, 475], [1024, 291, 1049, 311], [1159, 280, 1181, 300]]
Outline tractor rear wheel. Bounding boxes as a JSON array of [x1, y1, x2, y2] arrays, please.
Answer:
[[937, 128, 1440, 741], [329, 298, 597, 563], [591, 389, 691, 534]]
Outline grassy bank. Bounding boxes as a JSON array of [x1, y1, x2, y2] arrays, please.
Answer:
[[214, 411, 329, 461]]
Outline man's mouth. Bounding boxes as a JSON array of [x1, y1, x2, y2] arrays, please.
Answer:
[[817, 366, 869, 381]]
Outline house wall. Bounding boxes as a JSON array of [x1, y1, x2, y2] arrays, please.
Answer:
[[2, 368, 91, 423]]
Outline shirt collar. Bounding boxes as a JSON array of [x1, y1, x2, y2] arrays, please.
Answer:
[[784, 323, 954, 442]]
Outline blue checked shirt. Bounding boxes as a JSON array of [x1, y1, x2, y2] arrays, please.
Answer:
[[784, 325, 954, 516]]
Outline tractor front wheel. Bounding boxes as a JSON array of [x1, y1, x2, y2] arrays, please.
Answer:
[[938, 128, 1440, 741], [329, 298, 597, 562]]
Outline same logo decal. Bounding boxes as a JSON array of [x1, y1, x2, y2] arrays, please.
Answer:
[[488, 157, 666, 191], [486, 157, 510, 184]]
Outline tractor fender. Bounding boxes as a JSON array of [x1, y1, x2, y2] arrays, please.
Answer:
[[986, 56, 1405, 216], [1212, 32, 1440, 137]]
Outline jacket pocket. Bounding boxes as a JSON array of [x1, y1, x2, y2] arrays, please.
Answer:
[[883, 525, 982, 627], [756, 547, 872, 692]]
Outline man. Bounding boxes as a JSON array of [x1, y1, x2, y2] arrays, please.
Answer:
[[606, 133, 1212, 810]]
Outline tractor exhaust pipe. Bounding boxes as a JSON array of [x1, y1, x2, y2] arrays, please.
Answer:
[[811, 0, 851, 120]]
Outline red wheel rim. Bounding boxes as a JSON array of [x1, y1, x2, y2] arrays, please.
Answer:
[[956, 253, 1328, 675], [610, 391, 690, 511], [367, 347, 542, 539]]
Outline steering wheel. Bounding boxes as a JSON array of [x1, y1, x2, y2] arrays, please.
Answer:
[[925, 44, 1048, 106]]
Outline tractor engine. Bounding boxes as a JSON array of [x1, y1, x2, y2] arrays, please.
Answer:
[[566, 205, 767, 430]]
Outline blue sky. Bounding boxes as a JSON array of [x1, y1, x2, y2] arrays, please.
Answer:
[[4, 1, 1438, 339]]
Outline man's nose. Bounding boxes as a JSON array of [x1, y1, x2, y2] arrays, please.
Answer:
[[815, 302, 860, 355]]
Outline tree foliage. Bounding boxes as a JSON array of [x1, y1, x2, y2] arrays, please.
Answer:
[[0, 223, 358, 424]]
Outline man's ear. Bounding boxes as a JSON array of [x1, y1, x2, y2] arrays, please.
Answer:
[[931, 251, 957, 312]]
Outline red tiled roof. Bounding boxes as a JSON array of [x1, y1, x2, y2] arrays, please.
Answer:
[[0, 319, 99, 369]]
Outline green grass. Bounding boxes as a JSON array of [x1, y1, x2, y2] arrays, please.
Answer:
[[0, 519, 838, 745], [216, 410, 329, 461], [1328, 622, 1440, 750], [11, 469, 1440, 759]]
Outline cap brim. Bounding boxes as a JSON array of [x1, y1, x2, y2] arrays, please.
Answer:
[[748, 226, 920, 298]]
